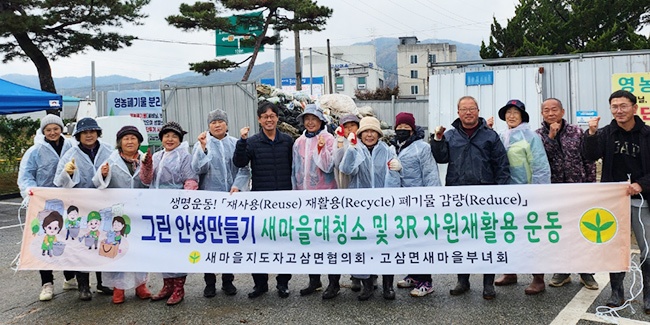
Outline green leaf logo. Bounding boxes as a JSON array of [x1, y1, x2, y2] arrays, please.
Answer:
[[188, 251, 201, 264], [580, 208, 617, 244]]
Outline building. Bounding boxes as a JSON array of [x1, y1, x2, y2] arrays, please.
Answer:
[[303, 45, 384, 98], [397, 36, 457, 99]]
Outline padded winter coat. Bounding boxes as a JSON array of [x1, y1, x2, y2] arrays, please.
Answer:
[[233, 129, 293, 191]]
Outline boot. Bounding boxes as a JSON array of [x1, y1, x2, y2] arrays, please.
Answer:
[[641, 262, 650, 314], [77, 272, 92, 301], [203, 273, 217, 298], [350, 277, 361, 292], [483, 274, 496, 300], [322, 275, 341, 300], [606, 272, 626, 307], [495, 274, 518, 286], [151, 278, 174, 301], [166, 276, 186, 305], [382, 275, 395, 300], [450, 274, 470, 296], [358, 277, 374, 301], [525, 274, 545, 295], [135, 284, 151, 299], [112, 289, 125, 304], [95, 272, 113, 295], [300, 274, 322, 296], [221, 274, 237, 296]]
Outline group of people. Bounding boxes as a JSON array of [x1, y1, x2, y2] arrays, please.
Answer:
[[17, 90, 650, 314]]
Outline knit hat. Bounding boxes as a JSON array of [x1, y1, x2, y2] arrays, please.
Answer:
[[73, 117, 102, 136], [339, 114, 360, 126], [159, 121, 187, 142], [40, 114, 64, 134], [116, 125, 143, 144], [498, 99, 530, 123], [207, 109, 228, 125], [297, 104, 328, 124], [395, 112, 416, 130], [357, 116, 383, 137], [87, 211, 101, 222]]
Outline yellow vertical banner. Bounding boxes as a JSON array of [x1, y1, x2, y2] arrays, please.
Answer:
[[612, 72, 650, 124]]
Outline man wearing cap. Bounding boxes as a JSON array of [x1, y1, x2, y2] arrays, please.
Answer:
[[431, 95, 510, 300], [192, 109, 250, 299], [18, 114, 76, 302], [535, 98, 598, 290], [391, 112, 441, 297], [54, 116, 113, 301], [493, 100, 551, 295], [233, 100, 294, 299], [291, 104, 337, 297]]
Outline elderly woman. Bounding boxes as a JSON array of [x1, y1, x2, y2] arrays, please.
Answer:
[[339, 116, 401, 301], [492, 100, 551, 295], [54, 117, 114, 301], [141, 121, 198, 305], [92, 125, 151, 304], [18, 114, 76, 302]]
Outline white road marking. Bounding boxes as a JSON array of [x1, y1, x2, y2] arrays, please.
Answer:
[[550, 272, 611, 325], [0, 201, 22, 206], [581, 312, 650, 324], [0, 223, 24, 230]]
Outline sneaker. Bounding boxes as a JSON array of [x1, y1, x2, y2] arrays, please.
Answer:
[[549, 274, 571, 287], [410, 281, 434, 297], [580, 274, 599, 290], [397, 276, 417, 288], [62, 278, 78, 291], [39, 283, 54, 301]]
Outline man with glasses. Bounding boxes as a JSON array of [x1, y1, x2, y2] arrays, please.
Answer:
[[233, 100, 294, 299], [584, 89, 650, 313], [430, 95, 510, 300], [534, 98, 598, 290]]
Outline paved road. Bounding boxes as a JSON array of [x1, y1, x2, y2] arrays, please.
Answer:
[[1, 197, 649, 325]]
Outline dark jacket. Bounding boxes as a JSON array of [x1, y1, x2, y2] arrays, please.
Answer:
[[430, 117, 510, 186], [233, 129, 293, 191], [583, 116, 650, 195], [536, 119, 596, 183]]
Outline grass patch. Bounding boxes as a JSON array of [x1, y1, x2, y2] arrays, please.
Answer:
[[0, 171, 19, 195]]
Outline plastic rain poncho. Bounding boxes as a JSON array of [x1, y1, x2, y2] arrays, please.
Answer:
[[191, 133, 250, 191], [151, 142, 198, 189], [333, 138, 352, 189], [18, 136, 74, 198], [392, 129, 441, 187], [54, 142, 113, 188], [499, 122, 551, 185], [339, 141, 401, 189], [92, 150, 147, 189], [292, 129, 337, 190]]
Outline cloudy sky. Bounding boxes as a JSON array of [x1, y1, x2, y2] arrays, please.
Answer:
[[1, 0, 518, 80]]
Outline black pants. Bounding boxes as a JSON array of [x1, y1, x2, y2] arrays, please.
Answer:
[[39, 270, 75, 286], [76, 272, 105, 287], [252, 273, 291, 287], [408, 274, 432, 283], [204, 273, 234, 285]]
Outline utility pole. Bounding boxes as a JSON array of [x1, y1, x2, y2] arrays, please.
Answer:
[[294, 29, 302, 91], [309, 47, 313, 96], [274, 29, 281, 89], [327, 39, 333, 94]]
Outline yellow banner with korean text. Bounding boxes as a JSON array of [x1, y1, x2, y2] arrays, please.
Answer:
[[612, 72, 650, 124], [18, 183, 630, 274]]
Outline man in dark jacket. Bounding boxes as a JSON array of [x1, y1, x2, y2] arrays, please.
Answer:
[[430, 95, 510, 300], [233, 101, 294, 299], [535, 98, 599, 290], [583, 89, 650, 314]]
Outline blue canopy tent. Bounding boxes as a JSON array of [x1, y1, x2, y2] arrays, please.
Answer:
[[0, 78, 62, 114]]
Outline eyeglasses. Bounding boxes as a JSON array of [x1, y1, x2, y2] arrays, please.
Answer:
[[260, 114, 278, 120], [610, 104, 634, 112], [458, 107, 478, 113]]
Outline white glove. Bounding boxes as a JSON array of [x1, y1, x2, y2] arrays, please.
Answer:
[[347, 132, 358, 146], [388, 159, 402, 172], [433, 126, 446, 141]]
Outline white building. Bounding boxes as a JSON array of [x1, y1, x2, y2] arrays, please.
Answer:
[[397, 36, 457, 99], [303, 45, 384, 98]]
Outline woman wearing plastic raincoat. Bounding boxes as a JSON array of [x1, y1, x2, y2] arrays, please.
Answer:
[[390, 112, 441, 298], [54, 117, 114, 301], [191, 109, 250, 299], [92, 125, 151, 304], [140, 121, 198, 305], [18, 114, 76, 302], [339, 116, 401, 301], [492, 100, 551, 295]]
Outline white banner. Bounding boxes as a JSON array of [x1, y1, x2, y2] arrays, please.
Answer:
[[19, 183, 631, 274]]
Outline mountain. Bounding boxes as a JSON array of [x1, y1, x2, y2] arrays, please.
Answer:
[[1, 37, 481, 95]]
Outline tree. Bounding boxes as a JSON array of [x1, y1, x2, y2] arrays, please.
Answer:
[[0, 0, 151, 108], [166, 0, 332, 82], [480, 0, 650, 59]]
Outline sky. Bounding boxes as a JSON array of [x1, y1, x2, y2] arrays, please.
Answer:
[[0, 0, 518, 80]]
